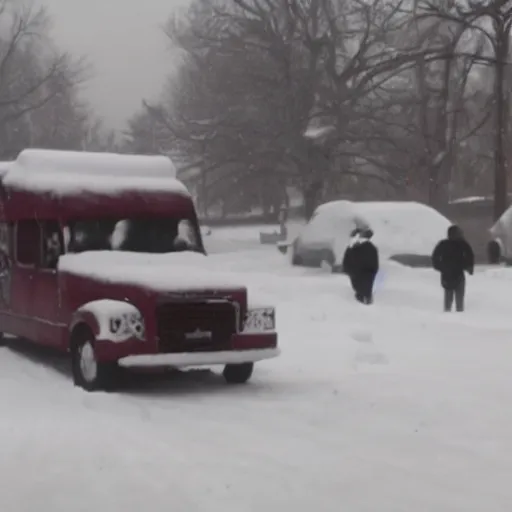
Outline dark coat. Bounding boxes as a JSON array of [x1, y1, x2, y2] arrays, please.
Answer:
[[342, 244, 355, 276], [432, 225, 474, 289], [342, 229, 361, 275], [343, 237, 379, 281], [351, 240, 379, 275]]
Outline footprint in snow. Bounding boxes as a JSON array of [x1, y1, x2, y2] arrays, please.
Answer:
[[351, 329, 373, 343], [354, 350, 388, 365], [350, 329, 388, 366]]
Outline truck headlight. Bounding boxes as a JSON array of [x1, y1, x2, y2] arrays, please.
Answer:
[[109, 311, 145, 340], [243, 308, 275, 333]]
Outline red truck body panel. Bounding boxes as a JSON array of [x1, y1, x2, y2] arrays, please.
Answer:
[[0, 151, 279, 369]]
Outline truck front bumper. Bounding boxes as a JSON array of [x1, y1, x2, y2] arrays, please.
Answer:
[[94, 332, 279, 367], [118, 347, 280, 368]]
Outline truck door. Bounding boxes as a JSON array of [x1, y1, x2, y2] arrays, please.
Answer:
[[11, 220, 40, 340], [31, 220, 65, 347], [0, 222, 13, 319]]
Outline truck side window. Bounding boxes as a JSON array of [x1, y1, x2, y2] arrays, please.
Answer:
[[16, 220, 41, 266], [0, 222, 10, 255], [41, 221, 63, 269]]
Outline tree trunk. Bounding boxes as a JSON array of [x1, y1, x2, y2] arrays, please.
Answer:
[[303, 180, 323, 220], [428, 157, 452, 209], [200, 172, 209, 218], [494, 29, 509, 220]]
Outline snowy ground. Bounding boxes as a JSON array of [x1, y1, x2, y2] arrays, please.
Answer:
[[2, 226, 512, 511]]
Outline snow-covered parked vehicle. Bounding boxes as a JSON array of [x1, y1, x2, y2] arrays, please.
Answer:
[[0, 149, 279, 391], [488, 206, 512, 264], [285, 200, 451, 270]]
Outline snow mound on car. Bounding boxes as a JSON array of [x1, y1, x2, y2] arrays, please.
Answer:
[[315, 201, 451, 263]]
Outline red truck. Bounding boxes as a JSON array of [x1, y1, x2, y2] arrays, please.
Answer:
[[0, 149, 279, 391]]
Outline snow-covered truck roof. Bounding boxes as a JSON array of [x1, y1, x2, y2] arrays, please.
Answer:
[[2, 149, 188, 197], [0, 149, 194, 221]]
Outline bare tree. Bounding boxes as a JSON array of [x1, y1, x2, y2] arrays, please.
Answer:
[[0, 1, 88, 154], [124, 0, 511, 221], [414, 0, 512, 218], [141, 0, 456, 219], [361, 9, 492, 206]]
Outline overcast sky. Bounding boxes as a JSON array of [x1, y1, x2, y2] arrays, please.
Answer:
[[41, 0, 190, 130]]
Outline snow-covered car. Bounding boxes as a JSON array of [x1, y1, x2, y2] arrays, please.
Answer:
[[488, 206, 512, 264], [287, 200, 451, 270]]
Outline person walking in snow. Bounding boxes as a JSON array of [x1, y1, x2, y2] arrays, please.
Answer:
[[342, 228, 361, 293], [342, 228, 379, 304], [431, 225, 474, 312]]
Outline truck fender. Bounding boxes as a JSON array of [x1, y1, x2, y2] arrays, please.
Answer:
[[70, 299, 144, 343], [69, 308, 101, 339]]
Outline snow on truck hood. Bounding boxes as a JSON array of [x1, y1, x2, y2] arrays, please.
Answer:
[[58, 251, 247, 292]]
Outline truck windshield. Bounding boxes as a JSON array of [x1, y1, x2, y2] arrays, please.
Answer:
[[65, 217, 202, 254]]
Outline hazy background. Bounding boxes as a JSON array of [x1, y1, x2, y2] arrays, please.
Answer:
[[41, 0, 190, 129]]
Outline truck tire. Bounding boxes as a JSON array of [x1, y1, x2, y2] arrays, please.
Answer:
[[71, 326, 119, 392], [223, 362, 254, 384]]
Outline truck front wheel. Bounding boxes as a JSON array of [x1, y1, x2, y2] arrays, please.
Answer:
[[223, 362, 254, 384], [71, 328, 119, 391]]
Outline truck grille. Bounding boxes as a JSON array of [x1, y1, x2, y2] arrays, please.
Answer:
[[156, 300, 238, 353]]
